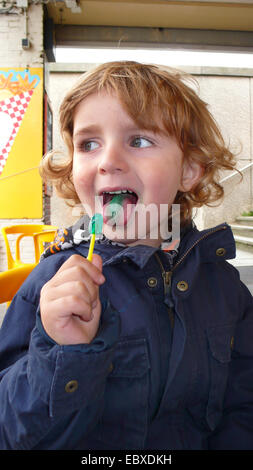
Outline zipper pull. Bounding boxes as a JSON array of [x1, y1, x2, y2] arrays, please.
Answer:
[[154, 252, 173, 304], [162, 271, 172, 296], [163, 271, 174, 308], [162, 271, 175, 329]]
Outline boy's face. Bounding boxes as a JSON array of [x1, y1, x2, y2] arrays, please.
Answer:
[[72, 91, 201, 247]]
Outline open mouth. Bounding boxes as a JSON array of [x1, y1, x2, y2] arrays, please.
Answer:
[[102, 189, 138, 206], [100, 189, 139, 225]]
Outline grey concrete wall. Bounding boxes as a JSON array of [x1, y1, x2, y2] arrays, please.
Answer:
[[197, 73, 253, 228], [45, 70, 89, 229], [48, 64, 253, 231], [0, 3, 43, 68]]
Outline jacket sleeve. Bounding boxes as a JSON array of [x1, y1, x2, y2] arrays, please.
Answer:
[[208, 281, 253, 449], [0, 290, 120, 450]]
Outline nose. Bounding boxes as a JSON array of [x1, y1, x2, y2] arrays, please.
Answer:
[[97, 142, 129, 174]]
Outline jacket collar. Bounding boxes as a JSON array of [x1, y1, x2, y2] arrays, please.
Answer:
[[42, 216, 236, 270], [175, 222, 235, 269], [76, 221, 235, 270]]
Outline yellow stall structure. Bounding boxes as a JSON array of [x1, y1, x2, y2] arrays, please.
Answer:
[[0, 67, 44, 218]]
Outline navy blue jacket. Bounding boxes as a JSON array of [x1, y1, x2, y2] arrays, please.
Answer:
[[0, 222, 253, 450]]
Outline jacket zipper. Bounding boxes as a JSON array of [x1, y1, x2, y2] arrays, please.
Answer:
[[154, 224, 228, 328], [154, 252, 174, 328], [172, 224, 227, 272]]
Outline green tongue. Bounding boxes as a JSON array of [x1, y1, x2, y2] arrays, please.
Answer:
[[109, 193, 125, 218]]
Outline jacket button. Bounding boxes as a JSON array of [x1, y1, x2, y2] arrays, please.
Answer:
[[177, 280, 189, 292], [216, 247, 226, 257], [65, 380, 78, 393], [147, 277, 158, 287]]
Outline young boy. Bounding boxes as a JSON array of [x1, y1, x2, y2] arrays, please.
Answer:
[[0, 61, 252, 450]]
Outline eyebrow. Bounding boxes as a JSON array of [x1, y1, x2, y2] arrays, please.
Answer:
[[73, 124, 162, 140], [73, 125, 102, 139]]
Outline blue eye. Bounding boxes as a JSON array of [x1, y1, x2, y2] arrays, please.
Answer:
[[131, 136, 153, 148], [83, 141, 100, 152]]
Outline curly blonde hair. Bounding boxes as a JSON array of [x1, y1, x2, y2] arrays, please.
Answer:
[[40, 61, 239, 225]]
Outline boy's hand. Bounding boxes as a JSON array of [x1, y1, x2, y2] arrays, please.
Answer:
[[40, 254, 105, 345]]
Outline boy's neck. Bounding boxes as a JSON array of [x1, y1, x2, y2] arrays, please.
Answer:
[[126, 238, 162, 248]]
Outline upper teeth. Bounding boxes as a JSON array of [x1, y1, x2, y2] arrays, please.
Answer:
[[103, 190, 133, 194]]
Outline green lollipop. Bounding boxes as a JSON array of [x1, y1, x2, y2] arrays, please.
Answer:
[[87, 213, 103, 261]]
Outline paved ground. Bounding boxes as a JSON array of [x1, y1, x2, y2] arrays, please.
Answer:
[[0, 302, 6, 326], [229, 248, 253, 294], [236, 266, 253, 295], [229, 248, 253, 267], [0, 303, 6, 326]]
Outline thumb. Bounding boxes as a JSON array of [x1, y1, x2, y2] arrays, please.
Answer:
[[91, 253, 103, 273]]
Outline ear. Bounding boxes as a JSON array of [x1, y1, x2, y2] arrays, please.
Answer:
[[179, 160, 203, 192]]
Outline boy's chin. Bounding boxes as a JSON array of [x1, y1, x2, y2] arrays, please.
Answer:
[[102, 224, 135, 244], [102, 224, 161, 247]]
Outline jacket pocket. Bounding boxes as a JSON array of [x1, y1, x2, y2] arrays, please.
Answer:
[[98, 336, 150, 449], [206, 324, 234, 431]]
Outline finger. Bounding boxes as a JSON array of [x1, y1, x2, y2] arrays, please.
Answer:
[[44, 279, 99, 307], [54, 254, 105, 286], [50, 266, 99, 293], [91, 253, 103, 272], [50, 295, 95, 322]]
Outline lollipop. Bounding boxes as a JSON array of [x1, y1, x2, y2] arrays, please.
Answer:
[[87, 213, 103, 261]]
